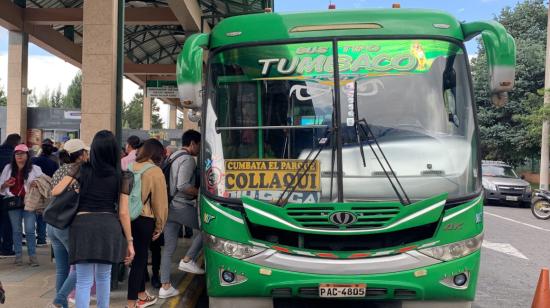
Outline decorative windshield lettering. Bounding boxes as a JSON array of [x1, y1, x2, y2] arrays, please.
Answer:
[[224, 159, 321, 192]]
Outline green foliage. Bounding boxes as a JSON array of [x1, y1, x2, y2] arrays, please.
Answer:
[[122, 92, 164, 129], [63, 72, 81, 108], [0, 79, 6, 107], [472, 0, 547, 166], [50, 86, 65, 108], [25, 72, 81, 109]]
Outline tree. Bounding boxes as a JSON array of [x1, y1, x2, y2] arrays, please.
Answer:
[[50, 86, 65, 108], [37, 88, 52, 107], [63, 72, 81, 108], [0, 79, 6, 107], [122, 92, 164, 129], [471, 0, 547, 166]]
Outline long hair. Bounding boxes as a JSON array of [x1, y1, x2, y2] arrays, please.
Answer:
[[136, 139, 165, 166], [10, 152, 33, 180], [80, 130, 121, 196]]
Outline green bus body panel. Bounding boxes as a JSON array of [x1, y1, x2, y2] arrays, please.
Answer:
[[200, 195, 483, 259], [241, 194, 448, 235], [176, 33, 209, 108], [205, 249, 480, 300], [462, 21, 515, 67], [209, 9, 464, 48]]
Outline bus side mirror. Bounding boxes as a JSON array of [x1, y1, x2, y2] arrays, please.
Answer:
[[462, 21, 516, 107], [177, 33, 209, 110]]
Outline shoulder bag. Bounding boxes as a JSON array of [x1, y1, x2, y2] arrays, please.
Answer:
[[3, 186, 25, 211], [43, 178, 80, 229]]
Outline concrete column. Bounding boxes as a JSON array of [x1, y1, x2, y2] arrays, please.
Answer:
[[169, 104, 177, 129], [7, 31, 28, 142], [80, 0, 118, 144], [143, 96, 152, 130]]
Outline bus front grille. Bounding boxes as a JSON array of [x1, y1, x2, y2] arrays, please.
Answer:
[[286, 205, 400, 230], [247, 221, 438, 251]]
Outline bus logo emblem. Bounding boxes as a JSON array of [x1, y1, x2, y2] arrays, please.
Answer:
[[329, 212, 357, 226]]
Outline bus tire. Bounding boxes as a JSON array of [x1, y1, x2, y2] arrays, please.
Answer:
[[209, 297, 273, 308]]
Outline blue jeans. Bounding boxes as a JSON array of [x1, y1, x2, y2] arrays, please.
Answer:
[[8, 209, 36, 257], [47, 224, 76, 308], [36, 213, 46, 243], [76, 263, 111, 308]]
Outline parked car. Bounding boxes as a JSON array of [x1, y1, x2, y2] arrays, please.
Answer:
[[482, 160, 532, 207]]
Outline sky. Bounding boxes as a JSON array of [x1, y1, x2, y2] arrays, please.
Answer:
[[0, 0, 531, 127]]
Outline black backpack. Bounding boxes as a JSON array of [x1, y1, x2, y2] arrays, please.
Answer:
[[161, 151, 188, 203]]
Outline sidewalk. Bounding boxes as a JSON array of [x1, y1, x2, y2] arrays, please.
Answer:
[[0, 236, 203, 308]]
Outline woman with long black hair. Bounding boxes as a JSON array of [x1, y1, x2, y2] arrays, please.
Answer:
[[51, 130, 134, 308], [0, 144, 43, 266]]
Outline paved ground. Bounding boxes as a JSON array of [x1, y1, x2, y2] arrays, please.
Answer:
[[473, 203, 550, 308], [2, 204, 547, 308], [0, 235, 202, 308]]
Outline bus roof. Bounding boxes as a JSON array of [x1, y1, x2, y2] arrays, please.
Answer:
[[210, 9, 466, 49]]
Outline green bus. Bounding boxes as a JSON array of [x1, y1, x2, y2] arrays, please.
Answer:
[[177, 7, 515, 308]]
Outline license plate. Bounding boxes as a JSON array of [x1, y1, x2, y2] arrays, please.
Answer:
[[319, 283, 366, 298], [506, 196, 519, 201]]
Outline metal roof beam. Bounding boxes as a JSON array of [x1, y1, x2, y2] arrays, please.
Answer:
[[0, 0, 24, 30], [168, 0, 211, 33], [124, 63, 176, 74], [25, 23, 82, 67], [24, 7, 179, 25]]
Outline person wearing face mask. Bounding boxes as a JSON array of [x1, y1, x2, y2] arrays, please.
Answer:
[[0, 144, 43, 266]]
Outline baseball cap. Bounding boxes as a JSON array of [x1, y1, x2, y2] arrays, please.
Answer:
[[14, 144, 29, 153], [63, 139, 89, 154]]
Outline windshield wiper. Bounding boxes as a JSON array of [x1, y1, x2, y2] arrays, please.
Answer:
[[352, 81, 411, 205], [276, 129, 332, 207]]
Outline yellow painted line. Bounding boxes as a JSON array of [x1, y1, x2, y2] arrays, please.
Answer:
[[166, 255, 204, 308]]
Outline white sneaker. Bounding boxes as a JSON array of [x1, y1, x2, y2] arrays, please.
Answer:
[[178, 260, 205, 274], [158, 286, 179, 299]]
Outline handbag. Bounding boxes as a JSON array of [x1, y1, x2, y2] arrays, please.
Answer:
[[43, 180, 80, 229], [3, 186, 25, 211]]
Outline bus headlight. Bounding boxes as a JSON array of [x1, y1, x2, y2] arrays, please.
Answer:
[[205, 234, 266, 259], [418, 233, 483, 261]]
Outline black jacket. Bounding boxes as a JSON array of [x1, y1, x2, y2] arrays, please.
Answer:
[[0, 144, 14, 172]]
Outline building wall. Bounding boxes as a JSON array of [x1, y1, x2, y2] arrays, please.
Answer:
[[0, 107, 183, 146]]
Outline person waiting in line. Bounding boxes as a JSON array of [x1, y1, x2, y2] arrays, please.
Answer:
[[46, 139, 89, 308], [0, 134, 21, 258], [51, 130, 134, 308], [0, 144, 43, 266], [159, 130, 203, 299], [121, 135, 142, 171], [32, 139, 60, 247], [125, 138, 168, 308]]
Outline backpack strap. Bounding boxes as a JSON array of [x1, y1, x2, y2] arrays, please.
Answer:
[[169, 151, 187, 165], [136, 163, 155, 175]]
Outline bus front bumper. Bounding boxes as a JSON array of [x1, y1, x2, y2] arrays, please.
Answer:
[[205, 248, 480, 301]]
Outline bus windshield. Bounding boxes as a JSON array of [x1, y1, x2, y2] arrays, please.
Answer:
[[204, 39, 480, 204]]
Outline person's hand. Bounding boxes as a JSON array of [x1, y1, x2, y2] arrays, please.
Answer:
[[124, 241, 135, 266], [152, 231, 161, 241], [3, 178, 16, 188]]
